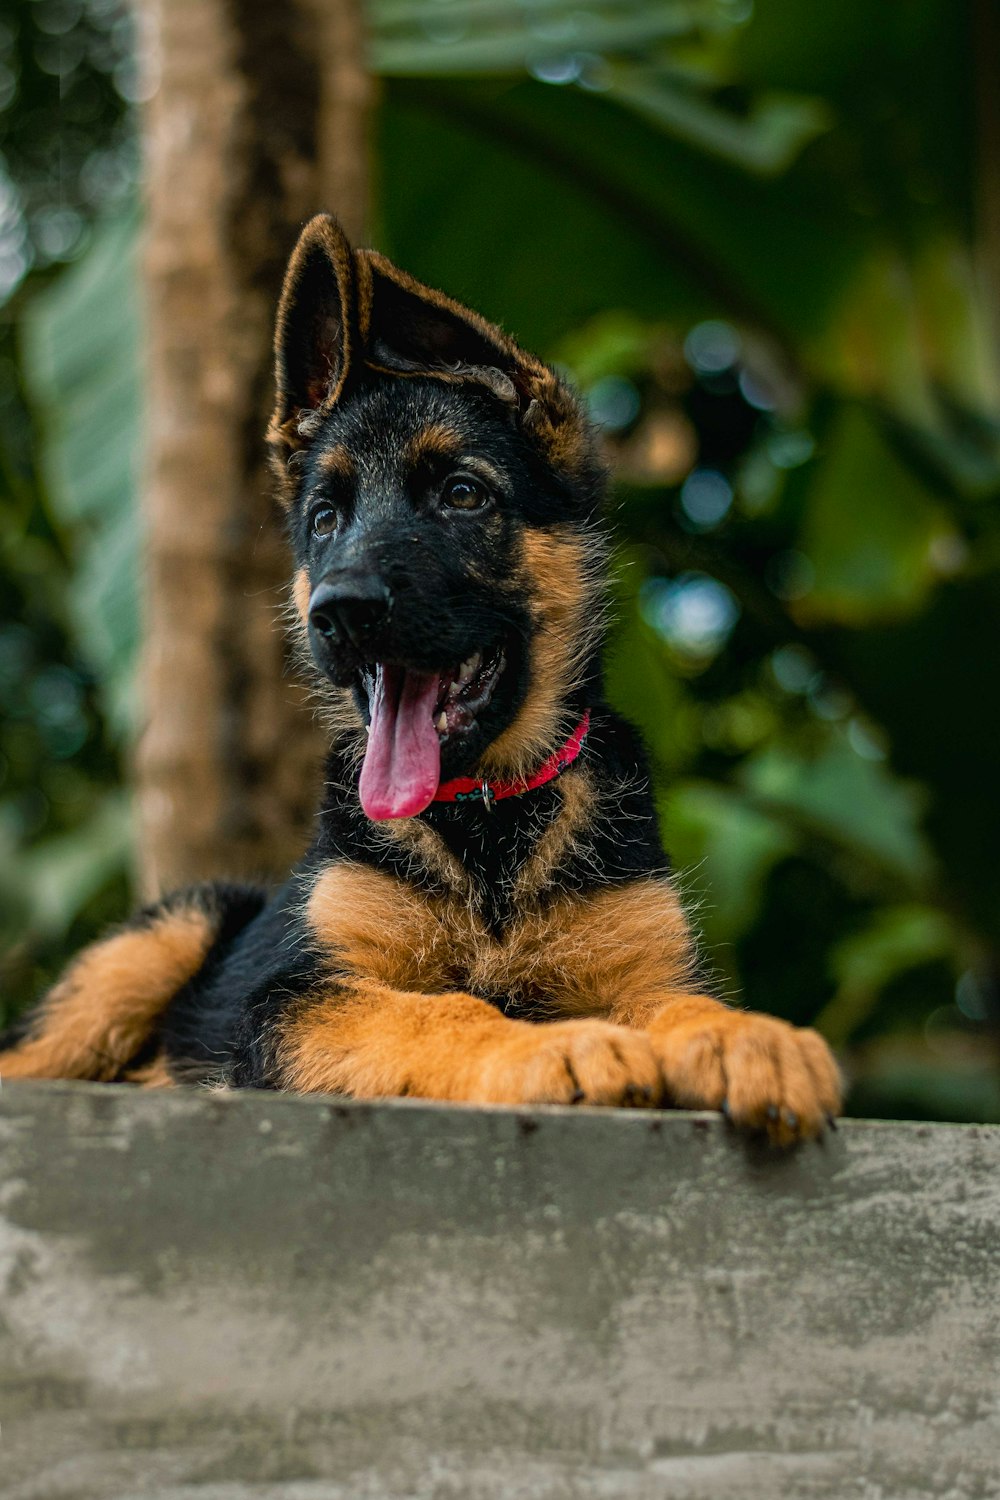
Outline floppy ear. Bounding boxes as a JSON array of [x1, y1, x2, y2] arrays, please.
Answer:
[[356, 249, 539, 405], [355, 250, 601, 490], [268, 223, 603, 499], [268, 214, 358, 465]]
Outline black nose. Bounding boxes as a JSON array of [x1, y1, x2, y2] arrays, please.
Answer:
[[308, 575, 392, 651]]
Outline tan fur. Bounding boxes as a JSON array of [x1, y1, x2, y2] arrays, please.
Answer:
[[301, 858, 841, 1138], [510, 769, 596, 904], [277, 981, 663, 1106], [642, 994, 843, 1146], [304, 860, 695, 1020], [306, 862, 457, 993], [519, 879, 697, 1022], [372, 817, 475, 903], [317, 443, 353, 480], [291, 567, 311, 627], [456, 456, 507, 491], [123, 1054, 177, 1089], [484, 527, 605, 781], [522, 368, 598, 484], [405, 422, 463, 465], [355, 247, 374, 345], [0, 909, 214, 1082]]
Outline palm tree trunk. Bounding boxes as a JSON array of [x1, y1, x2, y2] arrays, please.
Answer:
[[137, 0, 372, 894]]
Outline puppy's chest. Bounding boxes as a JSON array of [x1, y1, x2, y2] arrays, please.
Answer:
[[306, 858, 573, 1011]]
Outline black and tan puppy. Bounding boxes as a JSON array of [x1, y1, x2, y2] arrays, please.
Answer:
[[0, 216, 841, 1144]]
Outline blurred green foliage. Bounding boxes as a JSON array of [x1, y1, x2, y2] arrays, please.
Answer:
[[2, 0, 999, 1122], [0, 0, 135, 1013]]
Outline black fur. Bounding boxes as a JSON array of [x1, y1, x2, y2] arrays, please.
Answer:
[[295, 374, 604, 777]]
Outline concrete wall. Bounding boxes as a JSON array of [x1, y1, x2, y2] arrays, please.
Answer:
[[2, 1081, 998, 1499]]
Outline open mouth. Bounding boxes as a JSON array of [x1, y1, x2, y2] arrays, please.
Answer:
[[357, 647, 505, 821], [431, 647, 506, 739]]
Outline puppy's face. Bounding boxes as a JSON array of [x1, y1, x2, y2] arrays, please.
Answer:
[[271, 217, 607, 820]]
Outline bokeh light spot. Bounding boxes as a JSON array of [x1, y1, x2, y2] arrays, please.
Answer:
[[684, 319, 741, 375], [640, 572, 741, 666], [587, 374, 641, 431], [680, 468, 733, 529]]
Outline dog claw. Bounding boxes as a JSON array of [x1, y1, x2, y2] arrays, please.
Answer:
[[826, 1112, 838, 1131], [766, 1105, 779, 1121], [570, 1088, 585, 1104]]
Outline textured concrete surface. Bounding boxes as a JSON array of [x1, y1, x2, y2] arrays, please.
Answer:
[[1, 1082, 999, 1499]]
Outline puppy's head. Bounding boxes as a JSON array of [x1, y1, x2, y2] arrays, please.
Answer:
[[269, 214, 608, 820]]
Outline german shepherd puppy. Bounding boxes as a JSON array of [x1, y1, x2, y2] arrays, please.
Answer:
[[0, 216, 841, 1145]]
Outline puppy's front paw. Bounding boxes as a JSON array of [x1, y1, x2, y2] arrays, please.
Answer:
[[647, 998, 842, 1145], [475, 1019, 663, 1108]]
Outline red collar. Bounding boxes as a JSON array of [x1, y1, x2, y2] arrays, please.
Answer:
[[433, 711, 591, 808]]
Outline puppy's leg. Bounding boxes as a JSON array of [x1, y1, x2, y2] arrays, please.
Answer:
[[615, 992, 842, 1146], [0, 884, 262, 1083], [274, 980, 663, 1108], [530, 880, 842, 1142]]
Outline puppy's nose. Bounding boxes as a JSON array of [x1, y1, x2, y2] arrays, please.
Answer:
[[308, 575, 392, 651]]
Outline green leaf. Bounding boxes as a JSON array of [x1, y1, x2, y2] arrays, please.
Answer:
[[611, 68, 831, 175], [847, 1050, 1000, 1125], [662, 780, 795, 956], [817, 904, 957, 1045], [19, 214, 143, 733], [738, 732, 934, 886], [383, 76, 872, 351], [794, 404, 957, 625], [0, 792, 131, 948], [370, 0, 710, 75]]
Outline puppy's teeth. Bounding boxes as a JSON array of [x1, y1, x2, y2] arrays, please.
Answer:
[[436, 712, 448, 733], [459, 653, 482, 682]]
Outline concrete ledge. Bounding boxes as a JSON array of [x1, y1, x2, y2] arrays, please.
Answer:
[[2, 1082, 999, 1499]]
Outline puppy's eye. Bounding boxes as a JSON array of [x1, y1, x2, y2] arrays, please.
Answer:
[[441, 475, 490, 512], [311, 506, 338, 538]]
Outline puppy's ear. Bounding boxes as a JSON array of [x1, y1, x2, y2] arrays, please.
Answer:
[[356, 249, 535, 404], [268, 215, 358, 474], [356, 250, 601, 492]]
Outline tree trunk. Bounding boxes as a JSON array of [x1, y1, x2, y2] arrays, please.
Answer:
[[137, 0, 372, 895]]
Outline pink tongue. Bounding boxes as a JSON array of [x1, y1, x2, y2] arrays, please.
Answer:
[[358, 665, 442, 819]]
